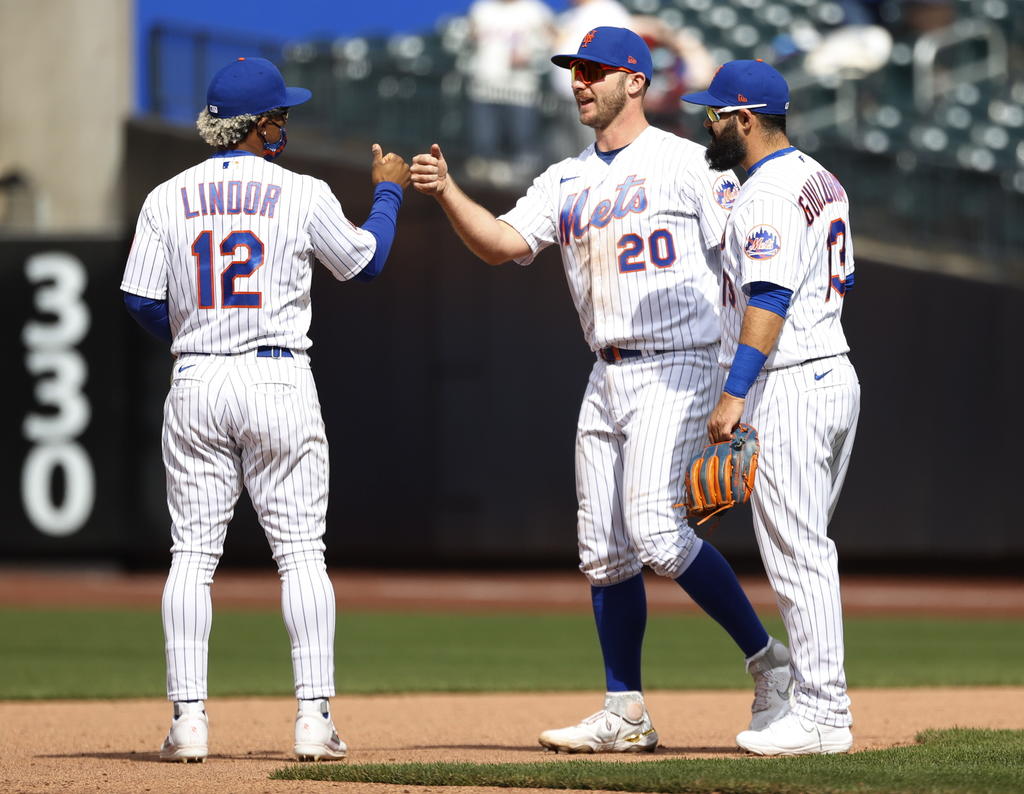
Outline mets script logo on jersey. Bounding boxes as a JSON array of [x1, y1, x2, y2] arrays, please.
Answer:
[[743, 225, 781, 260], [558, 175, 648, 243], [713, 175, 740, 210]]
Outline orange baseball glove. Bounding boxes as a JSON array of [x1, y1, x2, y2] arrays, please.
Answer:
[[678, 423, 759, 526]]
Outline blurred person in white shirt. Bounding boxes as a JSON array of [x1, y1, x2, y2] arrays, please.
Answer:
[[467, 0, 555, 183]]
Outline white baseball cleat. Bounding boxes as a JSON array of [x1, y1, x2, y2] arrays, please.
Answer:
[[294, 699, 348, 761], [737, 711, 853, 756], [538, 692, 658, 753], [159, 700, 208, 762], [746, 637, 794, 731]]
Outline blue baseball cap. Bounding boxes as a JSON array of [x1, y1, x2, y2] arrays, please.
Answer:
[[551, 26, 653, 82], [206, 57, 312, 118], [681, 59, 790, 115]]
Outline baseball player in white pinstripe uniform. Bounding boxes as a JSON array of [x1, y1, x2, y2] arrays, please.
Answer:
[[412, 28, 792, 753], [683, 59, 859, 755], [120, 57, 410, 762]]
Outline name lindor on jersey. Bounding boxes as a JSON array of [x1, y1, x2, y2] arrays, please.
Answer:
[[180, 180, 283, 220]]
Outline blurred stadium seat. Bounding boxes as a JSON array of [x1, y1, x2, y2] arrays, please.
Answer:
[[146, 0, 1022, 281]]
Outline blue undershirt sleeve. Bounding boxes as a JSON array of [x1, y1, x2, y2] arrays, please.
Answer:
[[122, 291, 171, 343], [355, 182, 404, 282], [746, 281, 792, 317]]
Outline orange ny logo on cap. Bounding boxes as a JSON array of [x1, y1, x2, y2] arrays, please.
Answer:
[[627, 55, 637, 64], [737, 93, 749, 102], [581, 29, 597, 47]]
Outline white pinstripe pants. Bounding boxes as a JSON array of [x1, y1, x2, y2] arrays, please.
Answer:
[[160, 352, 335, 701], [745, 353, 860, 728], [575, 346, 722, 586]]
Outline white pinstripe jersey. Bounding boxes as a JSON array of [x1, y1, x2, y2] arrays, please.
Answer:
[[498, 126, 733, 352], [121, 151, 376, 355], [719, 148, 854, 369]]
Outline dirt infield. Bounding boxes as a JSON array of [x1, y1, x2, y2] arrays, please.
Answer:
[[2, 688, 1023, 794], [1, 569, 1022, 793]]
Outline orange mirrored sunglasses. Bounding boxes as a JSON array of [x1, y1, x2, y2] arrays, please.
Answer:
[[569, 59, 633, 86]]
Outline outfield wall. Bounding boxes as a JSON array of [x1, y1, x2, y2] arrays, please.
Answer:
[[1, 120, 1020, 569]]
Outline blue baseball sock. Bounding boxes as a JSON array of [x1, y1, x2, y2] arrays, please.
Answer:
[[675, 541, 769, 658], [591, 573, 646, 692]]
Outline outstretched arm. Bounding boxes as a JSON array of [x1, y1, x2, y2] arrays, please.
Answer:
[[356, 143, 410, 282], [410, 144, 531, 266]]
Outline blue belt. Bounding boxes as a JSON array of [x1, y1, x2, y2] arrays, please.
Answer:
[[256, 346, 292, 358], [183, 347, 293, 358], [598, 346, 665, 363]]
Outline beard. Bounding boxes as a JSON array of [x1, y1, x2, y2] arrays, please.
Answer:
[[580, 75, 628, 130], [705, 117, 747, 171]]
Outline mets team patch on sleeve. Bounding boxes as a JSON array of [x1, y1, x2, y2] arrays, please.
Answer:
[[713, 174, 740, 210], [743, 224, 781, 260]]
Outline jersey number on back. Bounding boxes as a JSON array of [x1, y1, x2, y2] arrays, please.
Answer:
[[826, 218, 847, 301], [191, 230, 264, 309]]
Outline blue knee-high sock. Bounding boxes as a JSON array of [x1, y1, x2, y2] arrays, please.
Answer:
[[675, 541, 769, 658], [592, 573, 646, 692]]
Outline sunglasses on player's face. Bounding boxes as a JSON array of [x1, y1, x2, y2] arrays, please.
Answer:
[[705, 103, 767, 123], [570, 59, 633, 86]]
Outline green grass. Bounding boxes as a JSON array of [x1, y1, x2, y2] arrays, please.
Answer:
[[0, 608, 1021, 699], [270, 729, 1024, 793]]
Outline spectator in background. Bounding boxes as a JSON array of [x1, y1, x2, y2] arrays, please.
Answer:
[[549, 0, 715, 156], [802, 0, 894, 78], [801, 0, 954, 79], [466, 0, 554, 185]]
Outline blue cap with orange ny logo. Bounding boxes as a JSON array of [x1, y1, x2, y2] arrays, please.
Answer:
[[551, 26, 653, 82], [681, 59, 790, 115]]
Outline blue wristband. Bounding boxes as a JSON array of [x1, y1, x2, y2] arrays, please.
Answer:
[[723, 343, 768, 398]]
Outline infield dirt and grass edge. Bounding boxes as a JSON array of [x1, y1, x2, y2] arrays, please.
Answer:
[[271, 728, 1024, 794], [1, 573, 1021, 793]]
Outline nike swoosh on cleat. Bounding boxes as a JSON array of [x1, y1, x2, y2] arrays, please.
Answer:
[[624, 728, 656, 742], [560, 176, 579, 183], [813, 369, 832, 380]]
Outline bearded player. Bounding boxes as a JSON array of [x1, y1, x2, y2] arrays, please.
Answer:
[[411, 28, 792, 752], [121, 57, 410, 762], [683, 60, 859, 755]]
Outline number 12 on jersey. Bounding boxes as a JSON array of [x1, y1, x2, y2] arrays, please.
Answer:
[[192, 230, 264, 309]]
